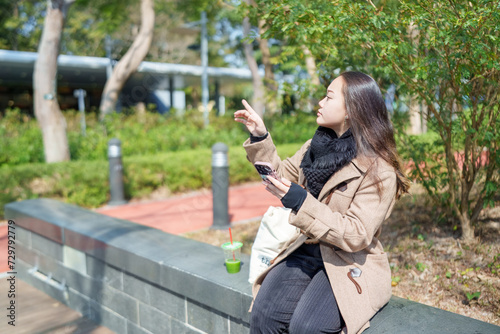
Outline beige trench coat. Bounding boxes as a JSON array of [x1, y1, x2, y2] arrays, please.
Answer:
[[244, 134, 397, 334]]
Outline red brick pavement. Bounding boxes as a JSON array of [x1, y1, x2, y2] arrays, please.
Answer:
[[95, 182, 280, 234]]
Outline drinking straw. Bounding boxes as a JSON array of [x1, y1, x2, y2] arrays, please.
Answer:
[[229, 228, 235, 261]]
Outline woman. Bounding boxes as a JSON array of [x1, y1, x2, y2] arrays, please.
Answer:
[[234, 71, 410, 334]]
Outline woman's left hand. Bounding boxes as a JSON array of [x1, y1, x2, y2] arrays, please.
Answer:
[[265, 176, 292, 199]]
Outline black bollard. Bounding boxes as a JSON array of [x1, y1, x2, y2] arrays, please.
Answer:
[[211, 143, 229, 229], [107, 138, 127, 206]]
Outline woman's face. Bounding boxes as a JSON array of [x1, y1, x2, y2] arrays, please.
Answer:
[[317, 76, 348, 134]]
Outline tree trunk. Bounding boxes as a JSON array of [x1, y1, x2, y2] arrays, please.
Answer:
[[302, 45, 320, 112], [258, 21, 274, 85], [33, 0, 74, 163], [407, 23, 425, 135], [459, 214, 475, 243], [408, 95, 424, 134], [257, 19, 278, 114], [302, 45, 320, 86], [242, 2, 264, 117], [99, 0, 155, 119]]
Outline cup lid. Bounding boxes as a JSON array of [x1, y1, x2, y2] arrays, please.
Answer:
[[221, 241, 243, 250]]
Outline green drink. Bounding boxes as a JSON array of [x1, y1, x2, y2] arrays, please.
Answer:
[[221, 241, 243, 274], [225, 259, 241, 273]]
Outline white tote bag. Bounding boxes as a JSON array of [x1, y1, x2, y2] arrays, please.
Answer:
[[248, 206, 299, 284]]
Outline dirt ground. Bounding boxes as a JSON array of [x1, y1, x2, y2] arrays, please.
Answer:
[[183, 184, 500, 326]]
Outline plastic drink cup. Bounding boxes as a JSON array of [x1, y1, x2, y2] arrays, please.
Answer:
[[221, 241, 243, 273]]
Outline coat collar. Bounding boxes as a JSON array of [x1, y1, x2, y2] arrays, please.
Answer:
[[297, 140, 376, 202], [315, 156, 373, 202]]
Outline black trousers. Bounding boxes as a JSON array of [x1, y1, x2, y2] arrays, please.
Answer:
[[250, 244, 344, 334]]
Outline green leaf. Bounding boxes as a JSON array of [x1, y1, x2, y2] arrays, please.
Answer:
[[466, 291, 481, 301], [416, 262, 427, 272]]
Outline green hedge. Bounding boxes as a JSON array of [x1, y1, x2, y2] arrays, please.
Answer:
[[0, 143, 303, 218], [0, 107, 318, 167]]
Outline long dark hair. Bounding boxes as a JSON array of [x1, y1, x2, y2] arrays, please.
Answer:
[[339, 71, 410, 198]]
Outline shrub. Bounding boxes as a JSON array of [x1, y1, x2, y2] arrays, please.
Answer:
[[0, 108, 45, 165], [0, 143, 302, 218], [1, 107, 317, 167]]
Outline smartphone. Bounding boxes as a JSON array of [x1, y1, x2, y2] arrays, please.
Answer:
[[254, 161, 281, 183]]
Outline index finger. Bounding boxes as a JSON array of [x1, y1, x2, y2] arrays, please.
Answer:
[[242, 99, 258, 115], [280, 177, 292, 187], [266, 176, 288, 192]]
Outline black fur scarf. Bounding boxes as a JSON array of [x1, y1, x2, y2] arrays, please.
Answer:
[[300, 126, 357, 198]]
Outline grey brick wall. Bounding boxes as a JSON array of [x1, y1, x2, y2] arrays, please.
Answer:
[[7, 199, 252, 334], [6, 199, 500, 334]]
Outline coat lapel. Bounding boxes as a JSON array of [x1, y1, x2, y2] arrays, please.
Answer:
[[316, 157, 369, 203]]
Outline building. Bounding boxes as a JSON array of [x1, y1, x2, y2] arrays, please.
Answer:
[[0, 49, 253, 115]]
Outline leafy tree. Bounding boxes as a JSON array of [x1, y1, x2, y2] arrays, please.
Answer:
[[241, 0, 279, 114], [173, 0, 233, 66], [241, 0, 265, 117], [0, 0, 44, 51], [253, 0, 500, 242], [249, 0, 348, 110], [64, 0, 191, 63]]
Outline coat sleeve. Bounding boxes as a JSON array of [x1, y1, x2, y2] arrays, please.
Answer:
[[243, 134, 311, 184], [289, 169, 397, 253]]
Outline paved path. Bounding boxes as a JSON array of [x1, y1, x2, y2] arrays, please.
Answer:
[[0, 277, 114, 334], [0, 183, 279, 272], [0, 224, 9, 274], [95, 182, 280, 234]]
